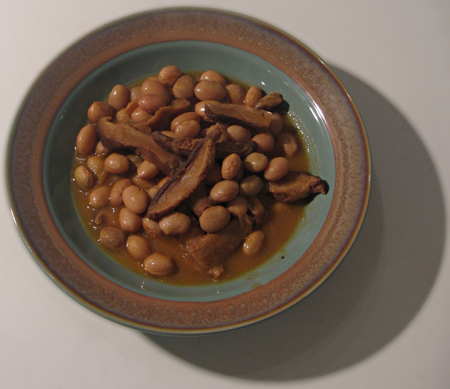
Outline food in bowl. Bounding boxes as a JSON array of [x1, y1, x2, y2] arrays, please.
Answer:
[[71, 65, 328, 284]]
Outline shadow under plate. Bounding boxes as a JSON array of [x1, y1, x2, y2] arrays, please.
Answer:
[[143, 65, 446, 380]]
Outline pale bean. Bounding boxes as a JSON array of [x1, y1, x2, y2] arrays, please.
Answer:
[[158, 65, 182, 87], [119, 207, 142, 232], [127, 154, 143, 170], [243, 231, 265, 255], [137, 160, 160, 179], [86, 155, 104, 177], [86, 155, 109, 184], [76, 124, 98, 155], [268, 113, 283, 136], [108, 84, 130, 110], [277, 132, 299, 156], [125, 101, 139, 116], [174, 120, 201, 139], [142, 217, 164, 237], [170, 112, 201, 131], [252, 133, 275, 154], [99, 227, 124, 250], [146, 75, 158, 82], [87, 101, 114, 123], [159, 212, 192, 235], [194, 81, 226, 101], [210, 180, 239, 203], [115, 108, 132, 124], [243, 152, 268, 173], [134, 177, 151, 195], [225, 84, 246, 105], [143, 253, 176, 276], [126, 235, 151, 260], [209, 266, 224, 278], [245, 86, 262, 108], [88, 186, 111, 208], [122, 185, 149, 214], [195, 100, 221, 118], [226, 125, 252, 143], [239, 175, 263, 197], [226, 195, 249, 219], [248, 196, 266, 224], [134, 175, 153, 189], [221, 153, 242, 180], [130, 86, 142, 102], [73, 165, 95, 190], [132, 176, 151, 190], [110, 179, 133, 206], [104, 153, 130, 174], [172, 75, 196, 99], [140, 79, 170, 104], [138, 94, 167, 113], [157, 176, 171, 188], [199, 70, 227, 87], [93, 210, 115, 226], [131, 106, 151, 122], [199, 206, 231, 233], [264, 157, 290, 181], [95, 141, 111, 158]]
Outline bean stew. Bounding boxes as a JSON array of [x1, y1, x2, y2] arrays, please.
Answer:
[[71, 66, 328, 285]]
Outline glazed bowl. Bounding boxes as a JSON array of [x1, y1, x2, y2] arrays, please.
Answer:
[[7, 8, 370, 334]]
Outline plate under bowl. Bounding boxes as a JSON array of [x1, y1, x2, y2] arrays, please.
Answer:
[[7, 7, 370, 334]]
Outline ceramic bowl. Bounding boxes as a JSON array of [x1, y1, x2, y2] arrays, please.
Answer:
[[7, 8, 370, 334]]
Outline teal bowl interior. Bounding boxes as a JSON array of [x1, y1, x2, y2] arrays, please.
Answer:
[[43, 40, 335, 302]]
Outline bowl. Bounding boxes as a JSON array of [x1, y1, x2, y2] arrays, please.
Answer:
[[7, 7, 370, 334]]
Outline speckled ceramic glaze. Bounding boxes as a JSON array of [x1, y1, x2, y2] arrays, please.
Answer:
[[7, 8, 370, 334]]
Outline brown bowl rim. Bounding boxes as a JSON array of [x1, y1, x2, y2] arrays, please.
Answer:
[[7, 7, 371, 334]]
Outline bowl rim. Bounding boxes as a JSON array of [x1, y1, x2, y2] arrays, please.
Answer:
[[6, 7, 371, 334]]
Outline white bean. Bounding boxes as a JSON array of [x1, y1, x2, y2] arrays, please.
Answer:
[[144, 253, 176, 276]]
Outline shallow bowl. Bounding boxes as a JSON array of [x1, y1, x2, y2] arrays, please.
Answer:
[[7, 8, 370, 334]]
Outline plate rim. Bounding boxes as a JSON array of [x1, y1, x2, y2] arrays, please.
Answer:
[[6, 7, 371, 334]]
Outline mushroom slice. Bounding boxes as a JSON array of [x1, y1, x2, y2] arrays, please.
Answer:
[[205, 102, 272, 132], [185, 184, 216, 217], [147, 98, 191, 131], [185, 218, 252, 272], [215, 140, 257, 159], [147, 129, 222, 220], [266, 172, 328, 202], [254, 92, 283, 110], [152, 131, 257, 159], [130, 120, 152, 135], [152, 131, 200, 157], [96, 117, 184, 177]]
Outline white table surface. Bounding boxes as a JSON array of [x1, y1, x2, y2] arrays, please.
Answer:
[[1, 0, 449, 388]]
